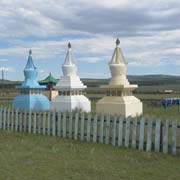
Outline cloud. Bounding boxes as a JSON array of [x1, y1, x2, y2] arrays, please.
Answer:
[[77, 57, 102, 63], [0, 59, 8, 62], [0, 67, 15, 72], [0, 32, 180, 68], [0, 0, 180, 79], [0, 0, 180, 39], [39, 69, 45, 73]]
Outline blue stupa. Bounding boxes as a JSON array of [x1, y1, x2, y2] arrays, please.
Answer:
[[12, 50, 50, 110]]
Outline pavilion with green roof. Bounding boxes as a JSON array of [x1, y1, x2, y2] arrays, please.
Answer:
[[39, 73, 58, 100]]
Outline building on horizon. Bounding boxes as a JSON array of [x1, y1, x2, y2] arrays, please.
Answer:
[[39, 73, 58, 101]]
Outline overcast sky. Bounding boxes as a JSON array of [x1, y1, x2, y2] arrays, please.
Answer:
[[0, 0, 180, 80]]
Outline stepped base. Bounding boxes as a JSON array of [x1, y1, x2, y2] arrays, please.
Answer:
[[12, 94, 50, 110], [50, 95, 91, 112], [96, 96, 142, 117]]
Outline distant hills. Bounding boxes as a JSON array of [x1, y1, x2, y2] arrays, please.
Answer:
[[82, 75, 180, 86], [127, 75, 180, 86], [1, 74, 180, 87]]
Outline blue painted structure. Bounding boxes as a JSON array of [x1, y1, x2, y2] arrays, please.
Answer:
[[12, 50, 49, 110], [162, 98, 180, 111]]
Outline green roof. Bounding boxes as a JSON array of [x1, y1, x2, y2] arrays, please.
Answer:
[[39, 73, 58, 85]]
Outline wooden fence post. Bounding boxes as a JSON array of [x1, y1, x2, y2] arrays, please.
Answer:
[[155, 119, 161, 152], [7, 108, 10, 130], [15, 109, 18, 132], [118, 116, 123, 147], [139, 117, 145, 150], [132, 117, 137, 148], [19, 111, 22, 132], [0, 107, 2, 129], [62, 112, 66, 138], [47, 111, 51, 136], [172, 120, 177, 155], [163, 120, 169, 154], [33, 111, 37, 134], [28, 110, 32, 133], [52, 111, 56, 136], [38, 112, 41, 134], [11, 109, 14, 131], [146, 118, 152, 152], [80, 112, 85, 141], [93, 114, 98, 143], [86, 113, 91, 142], [23, 111, 27, 132], [99, 113, 104, 143], [43, 111, 46, 135], [57, 112, 61, 137], [112, 115, 117, 146], [125, 117, 130, 148], [105, 114, 110, 145], [68, 112, 73, 139], [3, 107, 7, 130], [74, 112, 79, 140]]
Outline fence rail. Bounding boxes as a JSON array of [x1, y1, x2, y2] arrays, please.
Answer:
[[0, 107, 179, 156]]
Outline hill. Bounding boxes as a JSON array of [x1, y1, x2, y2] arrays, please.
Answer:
[[82, 74, 180, 87], [1, 74, 180, 90]]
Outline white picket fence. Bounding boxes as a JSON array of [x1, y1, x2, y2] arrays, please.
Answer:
[[0, 107, 179, 156]]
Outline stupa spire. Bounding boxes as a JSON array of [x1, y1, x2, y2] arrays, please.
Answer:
[[116, 38, 120, 46], [20, 49, 42, 88], [115, 38, 120, 64], [110, 38, 127, 65], [25, 49, 36, 70], [29, 49, 32, 55], [64, 42, 74, 65], [68, 42, 71, 49]]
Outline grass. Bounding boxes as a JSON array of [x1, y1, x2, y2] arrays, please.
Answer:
[[91, 101, 180, 121], [137, 84, 180, 92], [0, 131, 180, 180], [135, 93, 180, 100], [86, 84, 180, 94], [143, 103, 180, 120], [1, 91, 180, 120]]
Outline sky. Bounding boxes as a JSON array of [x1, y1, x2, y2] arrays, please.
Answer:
[[0, 0, 180, 80]]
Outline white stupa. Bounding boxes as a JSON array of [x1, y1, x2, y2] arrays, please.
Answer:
[[50, 42, 91, 112], [96, 39, 142, 117]]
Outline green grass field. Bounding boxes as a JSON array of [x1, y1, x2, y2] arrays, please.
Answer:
[[1, 92, 180, 120], [91, 101, 180, 121], [137, 84, 180, 92], [0, 131, 180, 180], [1, 81, 180, 180]]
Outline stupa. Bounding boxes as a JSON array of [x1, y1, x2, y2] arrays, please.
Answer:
[[96, 39, 142, 117], [12, 50, 50, 110], [50, 42, 91, 112]]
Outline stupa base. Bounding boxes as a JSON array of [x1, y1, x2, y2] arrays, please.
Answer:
[[50, 95, 91, 112], [96, 96, 142, 117], [12, 94, 50, 110]]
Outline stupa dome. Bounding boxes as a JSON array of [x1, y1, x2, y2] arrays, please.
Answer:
[[109, 39, 129, 86]]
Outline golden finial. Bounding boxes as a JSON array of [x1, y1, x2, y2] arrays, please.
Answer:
[[68, 42, 71, 49], [116, 38, 120, 46], [29, 49, 32, 55]]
